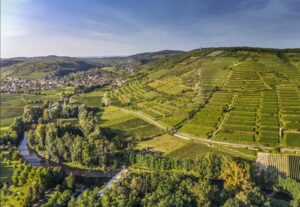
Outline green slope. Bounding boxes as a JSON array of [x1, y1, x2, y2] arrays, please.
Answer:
[[95, 47, 300, 148], [1, 56, 100, 79]]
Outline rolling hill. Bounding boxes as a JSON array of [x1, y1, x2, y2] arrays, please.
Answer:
[[0, 56, 101, 79], [0, 50, 183, 79], [2, 47, 300, 148], [93, 47, 300, 148]]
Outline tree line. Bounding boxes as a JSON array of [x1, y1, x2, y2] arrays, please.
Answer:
[[0, 117, 24, 145], [24, 101, 125, 169]]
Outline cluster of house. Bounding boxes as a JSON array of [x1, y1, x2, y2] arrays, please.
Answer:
[[122, 64, 136, 74], [1, 73, 113, 93]]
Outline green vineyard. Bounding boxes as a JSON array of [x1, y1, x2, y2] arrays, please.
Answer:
[[69, 49, 300, 148]]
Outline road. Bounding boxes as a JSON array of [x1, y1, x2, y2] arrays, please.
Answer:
[[121, 108, 168, 130], [121, 108, 300, 153], [174, 132, 274, 150]]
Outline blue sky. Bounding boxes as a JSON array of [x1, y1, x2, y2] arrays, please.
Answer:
[[1, 0, 300, 57]]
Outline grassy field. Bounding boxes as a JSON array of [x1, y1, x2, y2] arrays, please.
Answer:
[[70, 90, 104, 107], [98, 106, 164, 140], [0, 93, 61, 127], [166, 142, 213, 160], [136, 134, 187, 153], [0, 93, 25, 126]]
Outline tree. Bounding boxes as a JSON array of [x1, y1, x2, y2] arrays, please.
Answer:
[[44, 190, 72, 207], [31, 181, 45, 204], [275, 177, 300, 207], [1, 183, 9, 196], [220, 160, 252, 193], [82, 143, 92, 166], [36, 124, 46, 149], [101, 93, 110, 107], [22, 105, 42, 124], [43, 109, 50, 122], [64, 174, 75, 191], [222, 198, 240, 207], [191, 179, 211, 207]]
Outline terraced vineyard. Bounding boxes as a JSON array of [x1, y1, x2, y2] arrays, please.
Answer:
[[84, 49, 300, 148], [48, 48, 300, 149], [177, 51, 300, 147]]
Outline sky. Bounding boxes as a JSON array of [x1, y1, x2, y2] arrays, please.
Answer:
[[1, 0, 300, 58]]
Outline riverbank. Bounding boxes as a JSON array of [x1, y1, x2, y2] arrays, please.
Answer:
[[18, 132, 121, 178]]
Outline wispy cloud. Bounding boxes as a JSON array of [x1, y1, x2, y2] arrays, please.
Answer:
[[1, 0, 300, 57]]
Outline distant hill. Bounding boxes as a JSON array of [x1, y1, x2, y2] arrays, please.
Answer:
[[0, 56, 102, 79], [85, 50, 184, 65], [128, 50, 184, 62], [0, 50, 183, 79]]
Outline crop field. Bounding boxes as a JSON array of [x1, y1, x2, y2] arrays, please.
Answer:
[[0, 93, 25, 126], [40, 87, 75, 95], [98, 106, 164, 140], [180, 91, 234, 137], [108, 80, 160, 106], [278, 85, 300, 147], [0, 93, 63, 126], [224, 61, 267, 91], [136, 134, 187, 153], [206, 50, 223, 57], [170, 52, 300, 148], [82, 51, 300, 148], [214, 92, 260, 143], [200, 56, 237, 90], [166, 142, 213, 160], [71, 90, 104, 107], [22, 94, 60, 103]]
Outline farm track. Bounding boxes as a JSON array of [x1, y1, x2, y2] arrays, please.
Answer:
[[120, 108, 300, 153], [120, 108, 168, 130], [174, 132, 300, 153], [174, 132, 272, 150], [211, 93, 237, 137]]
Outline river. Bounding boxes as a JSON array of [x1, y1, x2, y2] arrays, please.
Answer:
[[19, 132, 44, 167], [18, 132, 120, 179], [18, 132, 126, 188]]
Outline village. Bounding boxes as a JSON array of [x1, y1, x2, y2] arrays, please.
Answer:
[[1, 72, 113, 93], [0, 64, 136, 93]]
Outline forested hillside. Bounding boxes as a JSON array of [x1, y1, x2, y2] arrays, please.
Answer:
[[0, 57, 100, 79]]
